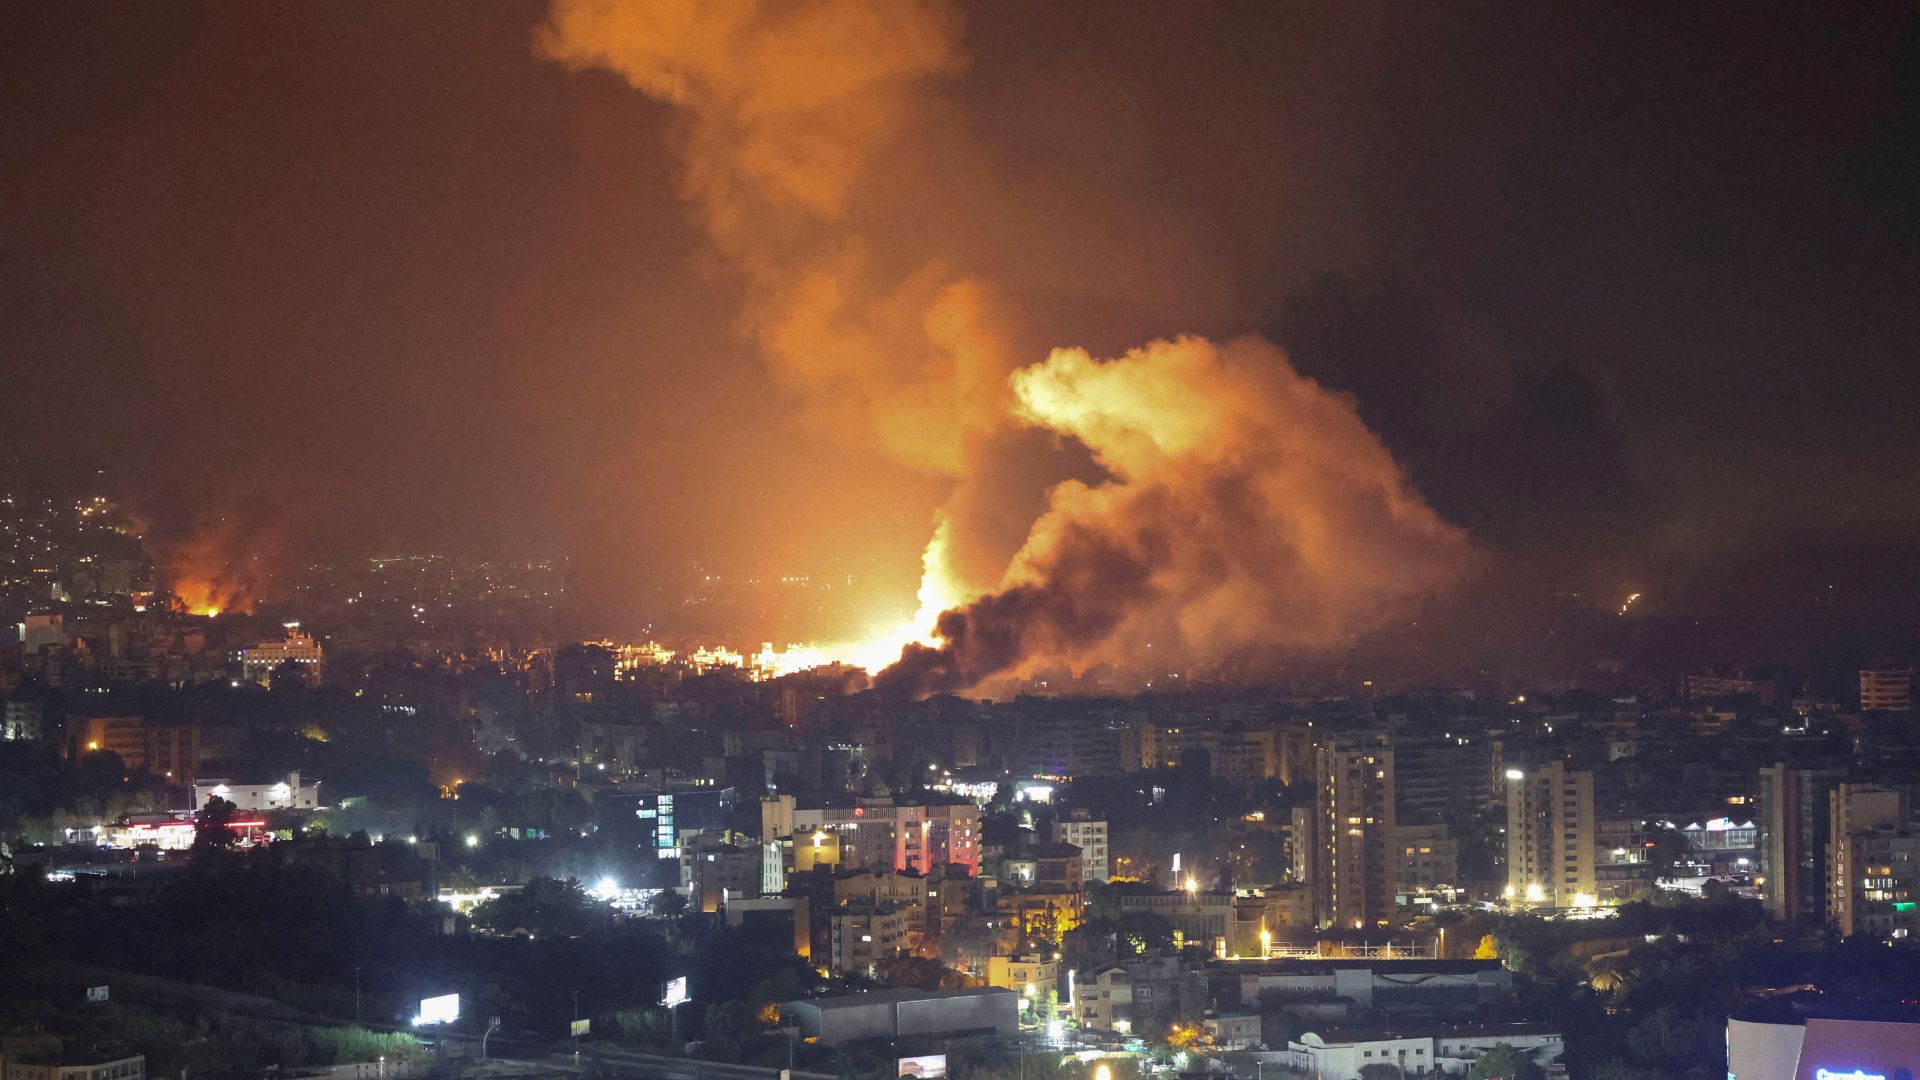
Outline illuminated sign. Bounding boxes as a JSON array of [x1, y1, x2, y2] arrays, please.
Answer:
[[661, 976, 688, 1007], [897, 1055, 948, 1079], [414, 993, 460, 1025], [1815, 1070, 1887, 1080]]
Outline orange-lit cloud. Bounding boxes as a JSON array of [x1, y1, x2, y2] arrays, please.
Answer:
[[876, 336, 1481, 694], [544, 2, 1478, 690], [149, 513, 282, 617]]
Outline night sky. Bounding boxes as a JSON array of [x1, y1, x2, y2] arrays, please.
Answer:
[[4, 2, 1917, 640]]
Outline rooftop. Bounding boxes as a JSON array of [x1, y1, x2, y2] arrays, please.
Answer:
[[797, 987, 1015, 1012], [1301, 1022, 1560, 1046]]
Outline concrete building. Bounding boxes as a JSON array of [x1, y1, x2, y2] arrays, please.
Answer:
[[770, 795, 981, 874], [1237, 960, 1513, 1023], [725, 895, 811, 959], [1505, 760, 1595, 908], [1827, 783, 1909, 936], [1052, 810, 1109, 883], [617, 785, 736, 858], [828, 903, 908, 977], [1284, 1023, 1562, 1080], [18, 614, 64, 653], [1758, 762, 1850, 923], [1390, 823, 1460, 896], [1115, 889, 1232, 951], [1594, 818, 1657, 902], [783, 987, 1018, 1045], [1230, 887, 1313, 956], [71, 714, 145, 765], [1860, 666, 1914, 712], [1839, 827, 1920, 939], [236, 625, 324, 687], [2, 698, 42, 741], [1074, 966, 1133, 1033], [192, 771, 321, 811], [986, 954, 1061, 999], [1203, 1011, 1263, 1050], [1315, 733, 1397, 929], [681, 841, 764, 912]]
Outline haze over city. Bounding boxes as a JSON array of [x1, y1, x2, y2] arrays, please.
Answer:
[[4, 4, 1920, 1080]]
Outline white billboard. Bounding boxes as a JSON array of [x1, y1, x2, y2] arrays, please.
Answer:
[[414, 993, 460, 1025], [898, 1055, 948, 1079], [661, 976, 689, 1007]]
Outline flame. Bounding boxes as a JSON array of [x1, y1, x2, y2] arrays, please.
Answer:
[[754, 516, 969, 676], [153, 515, 275, 618]]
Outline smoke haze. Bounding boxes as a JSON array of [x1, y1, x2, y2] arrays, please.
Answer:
[[7, 2, 1917, 661], [878, 336, 1478, 694], [541, 1, 1479, 685]]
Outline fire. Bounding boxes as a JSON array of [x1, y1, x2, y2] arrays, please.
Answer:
[[544, 3, 1479, 697], [755, 516, 969, 676], [151, 514, 277, 618], [171, 581, 235, 618]]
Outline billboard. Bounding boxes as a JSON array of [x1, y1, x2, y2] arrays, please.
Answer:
[[86, 986, 109, 1003], [661, 976, 689, 1007], [414, 993, 460, 1025], [571, 1019, 591, 1037], [898, 1056, 948, 1079]]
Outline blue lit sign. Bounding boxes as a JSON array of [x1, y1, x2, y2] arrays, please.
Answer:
[[1815, 1069, 1887, 1080]]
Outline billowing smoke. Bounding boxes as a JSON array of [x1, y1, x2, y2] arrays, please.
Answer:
[[539, 0, 1008, 478], [875, 336, 1478, 694], [149, 512, 282, 617], [542, 1, 1478, 692]]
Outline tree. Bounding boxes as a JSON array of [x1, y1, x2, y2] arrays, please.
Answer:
[[697, 1000, 764, 1062], [470, 876, 608, 938], [192, 796, 241, 852], [878, 955, 974, 990], [1586, 953, 1639, 1006], [1645, 825, 1690, 879], [936, 913, 1005, 970], [1466, 1045, 1543, 1080], [1625, 1007, 1720, 1071], [649, 889, 689, 920]]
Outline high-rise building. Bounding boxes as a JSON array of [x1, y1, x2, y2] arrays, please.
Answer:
[[1827, 783, 1909, 936], [1505, 760, 1596, 908], [1053, 809, 1110, 883], [1758, 762, 1850, 924], [1314, 732, 1397, 929], [1860, 668, 1914, 713]]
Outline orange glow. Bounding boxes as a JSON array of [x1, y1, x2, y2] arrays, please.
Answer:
[[153, 513, 277, 617], [755, 514, 968, 676]]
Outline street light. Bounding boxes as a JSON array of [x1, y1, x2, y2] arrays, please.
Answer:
[[481, 1016, 501, 1060]]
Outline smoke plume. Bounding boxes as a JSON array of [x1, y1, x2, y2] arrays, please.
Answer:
[[150, 512, 282, 617], [875, 336, 1478, 694], [542, 1, 1478, 692]]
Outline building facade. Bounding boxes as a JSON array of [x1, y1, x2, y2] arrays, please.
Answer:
[[1860, 667, 1914, 712], [1315, 733, 1397, 929], [1052, 810, 1109, 883], [1505, 760, 1596, 908], [1826, 783, 1909, 936]]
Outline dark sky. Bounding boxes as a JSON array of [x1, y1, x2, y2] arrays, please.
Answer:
[[3, 2, 1917, 630]]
